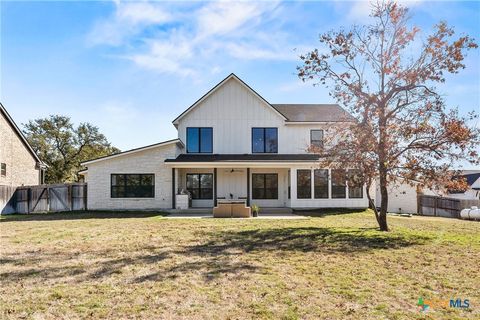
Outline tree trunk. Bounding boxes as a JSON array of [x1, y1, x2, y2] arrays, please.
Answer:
[[378, 169, 389, 231], [365, 181, 381, 226], [377, 108, 389, 232]]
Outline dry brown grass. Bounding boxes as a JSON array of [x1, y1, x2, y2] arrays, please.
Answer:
[[1, 211, 479, 319]]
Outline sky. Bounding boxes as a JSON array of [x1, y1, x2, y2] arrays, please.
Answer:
[[1, 0, 479, 162]]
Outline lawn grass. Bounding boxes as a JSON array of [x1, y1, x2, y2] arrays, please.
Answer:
[[1, 210, 479, 319]]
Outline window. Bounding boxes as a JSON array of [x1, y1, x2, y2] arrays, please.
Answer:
[[187, 127, 213, 153], [111, 174, 154, 198], [311, 130, 324, 149], [252, 128, 278, 153], [314, 169, 329, 198], [331, 169, 346, 198], [1, 163, 6, 177], [187, 174, 213, 199], [252, 174, 278, 199], [297, 170, 311, 199], [348, 169, 363, 198]]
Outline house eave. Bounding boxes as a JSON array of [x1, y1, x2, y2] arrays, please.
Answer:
[[81, 139, 184, 166], [1, 102, 44, 165]]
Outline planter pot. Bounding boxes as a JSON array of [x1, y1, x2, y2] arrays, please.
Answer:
[[252, 211, 258, 217]]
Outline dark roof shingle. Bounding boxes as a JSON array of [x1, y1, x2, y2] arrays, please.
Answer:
[[272, 104, 355, 122]]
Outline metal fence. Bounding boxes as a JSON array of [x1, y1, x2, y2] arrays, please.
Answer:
[[0, 183, 87, 214], [418, 195, 480, 218]]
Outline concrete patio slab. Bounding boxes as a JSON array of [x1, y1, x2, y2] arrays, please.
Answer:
[[165, 212, 307, 219]]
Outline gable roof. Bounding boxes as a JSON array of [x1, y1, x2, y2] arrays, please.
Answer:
[[463, 173, 480, 190], [172, 73, 287, 126], [81, 138, 183, 166], [272, 104, 356, 122], [0, 103, 44, 166]]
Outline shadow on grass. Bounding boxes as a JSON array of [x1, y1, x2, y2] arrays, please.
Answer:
[[186, 226, 431, 254], [1, 226, 431, 285], [131, 226, 431, 283], [293, 207, 367, 217], [0, 211, 168, 222]]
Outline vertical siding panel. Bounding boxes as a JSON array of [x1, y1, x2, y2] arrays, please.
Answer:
[[176, 78, 341, 154]]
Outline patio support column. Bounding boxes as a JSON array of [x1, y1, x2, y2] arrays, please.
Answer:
[[214, 168, 217, 207], [172, 168, 176, 209], [246, 168, 250, 206], [290, 168, 297, 207]]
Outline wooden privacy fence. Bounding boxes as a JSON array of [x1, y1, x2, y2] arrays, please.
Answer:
[[1, 183, 87, 214], [418, 194, 480, 219], [0, 185, 18, 214]]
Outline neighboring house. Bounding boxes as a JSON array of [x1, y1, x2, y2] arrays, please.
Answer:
[[374, 170, 480, 214], [81, 73, 368, 211], [0, 103, 45, 186], [447, 171, 480, 200], [374, 178, 437, 214]]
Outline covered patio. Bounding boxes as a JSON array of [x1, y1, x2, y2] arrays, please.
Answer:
[[165, 154, 321, 211]]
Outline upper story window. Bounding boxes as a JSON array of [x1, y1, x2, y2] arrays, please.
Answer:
[[111, 174, 155, 198], [187, 127, 213, 153], [1, 163, 6, 177], [311, 130, 324, 149], [252, 128, 278, 153]]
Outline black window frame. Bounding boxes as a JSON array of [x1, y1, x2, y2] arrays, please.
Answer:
[[0, 163, 6, 177], [111, 174, 155, 198], [331, 169, 347, 199], [297, 169, 312, 199], [186, 173, 214, 200], [186, 127, 213, 153], [252, 173, 278, 199], [314, 169, 329, 199], [347, 169, 364, 199], [310, 130, 324, 149], [251, 127, 278, 153]]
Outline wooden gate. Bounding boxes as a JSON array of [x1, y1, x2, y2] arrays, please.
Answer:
[[13, 183, 87, 214]]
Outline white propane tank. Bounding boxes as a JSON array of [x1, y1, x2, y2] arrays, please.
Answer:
[[469, 207, 480, 220], [460, 208, 471, 219]]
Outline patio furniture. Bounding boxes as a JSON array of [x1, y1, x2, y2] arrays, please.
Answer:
[[213, 200, 251, 218]]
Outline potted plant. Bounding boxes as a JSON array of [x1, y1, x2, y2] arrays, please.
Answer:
[[251, 204, 259, 217]]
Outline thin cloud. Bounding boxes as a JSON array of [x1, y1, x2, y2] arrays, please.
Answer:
[[86, 1, 303, 78], [87, 1, 172, 46]]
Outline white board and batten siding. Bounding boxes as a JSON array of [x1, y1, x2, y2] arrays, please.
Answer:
[[176, 77, 332, 154], [86, 143, 179, 210]]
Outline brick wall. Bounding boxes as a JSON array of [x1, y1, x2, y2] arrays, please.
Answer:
[[0, 112, 39, 187], [86, 144, 178, 210]]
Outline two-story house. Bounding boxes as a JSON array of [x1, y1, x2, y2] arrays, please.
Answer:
[[81, 74, 368, 211]]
